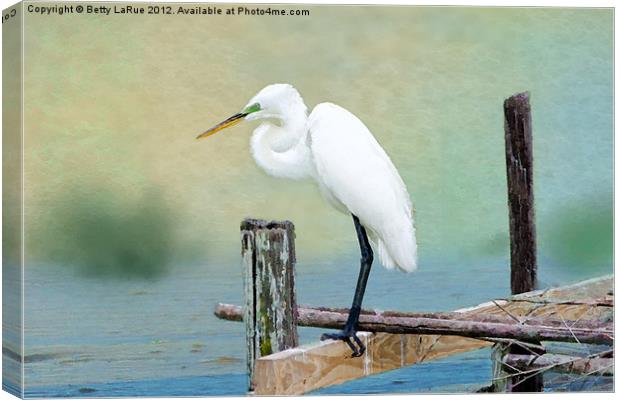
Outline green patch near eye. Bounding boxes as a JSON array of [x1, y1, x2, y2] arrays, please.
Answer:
[[243, 103, 261, 114]]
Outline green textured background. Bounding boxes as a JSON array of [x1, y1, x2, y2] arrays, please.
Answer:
[[22, 6, 612, 277]]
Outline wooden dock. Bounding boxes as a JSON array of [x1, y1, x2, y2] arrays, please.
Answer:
[[216, 275, 612, 394]]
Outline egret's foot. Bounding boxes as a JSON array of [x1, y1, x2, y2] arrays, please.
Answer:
[[320, 330, 365, 357]]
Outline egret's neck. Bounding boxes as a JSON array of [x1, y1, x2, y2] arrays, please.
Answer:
[[250, 105, 311, 179], [270, 104, 307, 150]]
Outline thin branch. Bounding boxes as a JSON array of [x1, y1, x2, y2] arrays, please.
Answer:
[[492, 300, 523, 324], [498, 350, 614, 383], [500, 298, 613, 307], [569, 306, 592, 329]]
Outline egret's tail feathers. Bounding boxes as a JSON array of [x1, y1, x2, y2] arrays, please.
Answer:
[[379, 238, 417, 273], [377, 240, 397, 270], [366, 221, 417, 273], [378, 221, 418, 273]]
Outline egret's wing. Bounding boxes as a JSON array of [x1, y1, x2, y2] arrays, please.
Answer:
[[307, 103, 417, 272]]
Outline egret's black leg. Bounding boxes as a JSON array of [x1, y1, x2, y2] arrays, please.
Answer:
[[321, 214, 373, 357]]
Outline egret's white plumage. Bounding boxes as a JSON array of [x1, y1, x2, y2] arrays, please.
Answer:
[[198, 83, 418, 355], [241, 84, 417, 272]]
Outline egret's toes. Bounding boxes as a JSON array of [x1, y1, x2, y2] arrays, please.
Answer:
[[320, 331, 365, 357], [352, 334, 366, 356]]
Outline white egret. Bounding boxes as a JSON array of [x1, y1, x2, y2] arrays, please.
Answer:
[[198, 84, 417, 356]]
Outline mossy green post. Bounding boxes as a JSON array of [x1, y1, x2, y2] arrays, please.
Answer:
[[241, 219, 298, 391]]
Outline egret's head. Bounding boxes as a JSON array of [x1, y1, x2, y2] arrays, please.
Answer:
[[197, 83, 306, 139]]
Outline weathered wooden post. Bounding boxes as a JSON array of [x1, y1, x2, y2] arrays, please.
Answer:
[[492, 92, 544, 392], [241, 218, 298, 391], [504, 92, 537, 295]]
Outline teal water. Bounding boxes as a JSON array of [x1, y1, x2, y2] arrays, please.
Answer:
[[21, 255, 611, 396]]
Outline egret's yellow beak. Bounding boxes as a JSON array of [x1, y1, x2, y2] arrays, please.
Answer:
[[196, 112, 247, 140]]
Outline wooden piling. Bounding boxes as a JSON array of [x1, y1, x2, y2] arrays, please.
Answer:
[[504, 92, 537, 295], [241, 218, 298, 390], [499, 92, 543, 392]]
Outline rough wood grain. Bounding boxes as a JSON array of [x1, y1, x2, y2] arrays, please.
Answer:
[[252, 332, 487, 395], [504, 92, 537, 295], [503, 92, 543, 391], [215, 303, 612, 345], [486, 276, 614, 392], [215, 303, 610, 330], [241, 219, 298, 390], [248, 275, 612, 395], [503, 352, 614, 377]]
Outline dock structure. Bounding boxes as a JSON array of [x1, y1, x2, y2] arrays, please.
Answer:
[[216, 275, 613, 395], [214, 92, 614, 394]]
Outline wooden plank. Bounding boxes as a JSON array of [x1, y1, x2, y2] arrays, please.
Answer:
[[503, 352, 614, 377], [251, 275, 612, 395], [253, 332, 487, 395], [241, 219, 298, 390]]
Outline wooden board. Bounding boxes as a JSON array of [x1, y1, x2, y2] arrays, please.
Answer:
[[253, 332, 486, 395], [252, 275, 613, 395]]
